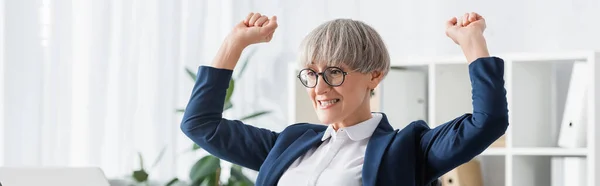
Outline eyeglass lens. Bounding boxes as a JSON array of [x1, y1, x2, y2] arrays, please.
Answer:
[[298, 67, 345, 87]]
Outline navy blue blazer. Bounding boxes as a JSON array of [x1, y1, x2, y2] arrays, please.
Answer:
[[181, 57, 509, 186]]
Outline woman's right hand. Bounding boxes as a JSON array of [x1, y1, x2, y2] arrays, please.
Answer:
[[211, 13, 277, 70], [445, 12, 489, 63], [228, 12, 278, 48]]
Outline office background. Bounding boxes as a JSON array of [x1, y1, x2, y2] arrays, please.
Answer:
[[1, 0, 599, 185]]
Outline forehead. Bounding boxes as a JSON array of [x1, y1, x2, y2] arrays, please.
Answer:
[[304, 62, 350, 71]]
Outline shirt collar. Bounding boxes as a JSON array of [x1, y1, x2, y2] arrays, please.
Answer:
[[321, 113, 383, 141]]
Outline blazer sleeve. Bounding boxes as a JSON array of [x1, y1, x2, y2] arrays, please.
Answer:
[[418, 57, 509, 182], [180, 65, 279, 171]]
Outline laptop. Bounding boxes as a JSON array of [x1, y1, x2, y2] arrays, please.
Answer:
[[0, 167, 110, 186]]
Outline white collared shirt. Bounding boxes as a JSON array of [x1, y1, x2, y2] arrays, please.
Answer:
[[277, 113, 383, 186]]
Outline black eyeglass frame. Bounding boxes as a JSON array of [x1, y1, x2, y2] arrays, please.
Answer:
[[296, 67, 349, 88]]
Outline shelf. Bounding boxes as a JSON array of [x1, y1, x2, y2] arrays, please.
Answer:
[[479, 156, 506, 186], [480, 147, 588, 157], [389, 50, 597, 67], [512, 147, 587, 157], [392, 55, 467, 66], [380, 66, 428, 129], [480, 148, 508, 156], [506, 51, 594, 63]]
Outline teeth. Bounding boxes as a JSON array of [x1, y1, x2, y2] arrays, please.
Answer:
[[320, 99, 339, 107]]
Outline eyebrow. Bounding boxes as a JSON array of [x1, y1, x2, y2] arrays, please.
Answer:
[[306, 64, 345, 68]]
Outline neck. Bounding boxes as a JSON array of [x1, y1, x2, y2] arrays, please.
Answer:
[[331, 102, 373, 131]]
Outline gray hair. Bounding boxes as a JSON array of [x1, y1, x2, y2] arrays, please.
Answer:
[[298, 18, 390, 77]]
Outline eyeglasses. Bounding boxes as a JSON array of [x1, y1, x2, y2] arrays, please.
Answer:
[[297, 67, 349, 88]]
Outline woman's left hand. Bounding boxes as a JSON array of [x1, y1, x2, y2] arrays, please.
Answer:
[[445, 12, 490, 62]]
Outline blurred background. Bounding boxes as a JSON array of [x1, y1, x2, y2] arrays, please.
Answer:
[[1, 0, 599, 185]]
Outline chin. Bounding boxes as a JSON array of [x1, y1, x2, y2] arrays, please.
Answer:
[[315, 109, 342, 124]]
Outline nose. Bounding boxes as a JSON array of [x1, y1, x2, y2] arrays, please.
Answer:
[[314, 74, 330, 95]]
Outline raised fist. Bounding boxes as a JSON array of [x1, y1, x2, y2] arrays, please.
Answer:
[[445, 12, 486, 45], [228, 12, 278, 47]]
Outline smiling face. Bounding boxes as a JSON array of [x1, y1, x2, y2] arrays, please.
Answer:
[[298, 18, 390, 128], [302, 64, 382, 126]]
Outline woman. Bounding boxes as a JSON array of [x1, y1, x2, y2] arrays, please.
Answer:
[[181, 12, 508, 186]]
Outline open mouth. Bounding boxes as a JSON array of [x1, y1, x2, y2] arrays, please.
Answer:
[[318, 99, 340, 109]]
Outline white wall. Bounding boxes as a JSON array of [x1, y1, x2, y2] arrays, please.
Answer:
[[280, 0, 600, 58], [0, 0, 4, 166], [1, 0, 211, 179], [3, 0, 44, 166]]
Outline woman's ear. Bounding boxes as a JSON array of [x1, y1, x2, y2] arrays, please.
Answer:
[[368, 71, 383, 90]]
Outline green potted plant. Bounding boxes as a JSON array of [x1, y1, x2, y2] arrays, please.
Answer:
[[173, 49, 269, 186]]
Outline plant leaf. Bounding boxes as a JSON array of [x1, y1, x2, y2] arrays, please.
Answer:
[[228, 181, 249, 186], [211, 168, 221, 186], [184, 143, 201, 154], [195, 171, 219, 186], [133, 152, 149, 183], [223, 102, 233, 111], [176, 108, 185, 113], [186, 67, 197, 82], [239, 111, 271, 121], [138, 152, 145, 170], [151, 146, 167, 169], [165, 178, 179, 186], [189, 155, 220, 184], [229, 165, 253, 184], [191, 177, 204, 186], [192, 143, 201, 151], [132, 169, 149, 183], [224, 79, 235, 108]]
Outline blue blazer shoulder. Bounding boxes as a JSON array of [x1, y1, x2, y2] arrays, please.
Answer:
[[181, 57, 509, 186]]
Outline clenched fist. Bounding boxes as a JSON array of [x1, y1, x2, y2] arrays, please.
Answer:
[[212, 12, 278, 70], [228, 12, 278, 48], [445, 12, 490, 63], [445, 12, 486, 45]]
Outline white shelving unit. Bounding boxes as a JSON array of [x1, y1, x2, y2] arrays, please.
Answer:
[[288, 50, 600, 186]]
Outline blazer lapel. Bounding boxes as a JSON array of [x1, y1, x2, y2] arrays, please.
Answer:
[[363, 114, 396, 186], [264, 129, 324, 185]]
